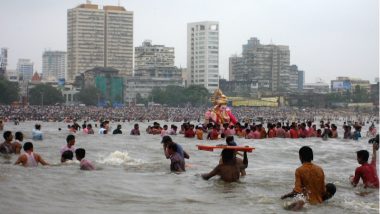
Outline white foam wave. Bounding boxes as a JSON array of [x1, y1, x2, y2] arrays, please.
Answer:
[[97, 151, 144, 166]]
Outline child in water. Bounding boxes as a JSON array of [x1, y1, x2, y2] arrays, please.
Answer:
[[350, 141, 379, 188], [282, 183, 336, 211], [167, 143, 185, 172]]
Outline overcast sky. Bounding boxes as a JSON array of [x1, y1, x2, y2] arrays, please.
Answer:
[[1, 0, 378, 83]]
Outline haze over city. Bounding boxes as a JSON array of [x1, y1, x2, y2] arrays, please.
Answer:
[[0, 0, 378, 83]]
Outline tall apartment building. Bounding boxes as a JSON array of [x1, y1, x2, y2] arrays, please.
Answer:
[[42, 51, 67, 81], [187, 21, 219, 92], [229, 37, 296, 93], [17, 59, 34, 81], [67, 3, 133, 82], [125, 40, 182, 102], [0, 48, 8, 75], [134, 40, 178, 78]]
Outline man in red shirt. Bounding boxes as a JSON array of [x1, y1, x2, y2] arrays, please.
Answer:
[[289, 123, 299, 139], [207, 125, 219, 140], [350, 143, 379, 188]]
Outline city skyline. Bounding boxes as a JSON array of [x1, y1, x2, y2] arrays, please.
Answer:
[[0, 0, 378, 83]]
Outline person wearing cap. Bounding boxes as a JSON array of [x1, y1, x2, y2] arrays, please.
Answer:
[[161, 136, 189, 160]]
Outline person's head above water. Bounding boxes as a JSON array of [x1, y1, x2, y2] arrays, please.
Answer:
[[3, 131, 12, 141], [226, 136, 236, 146], [66, 134, 75, 146], [61, 150, 74, 163], [356, 150, 369, 164], [221, 149, 235, 164], [23, 142, 33, 152], [75, 148, 86, 161], [299, 146, 313, 163], [323, 183, 336, 200], [161, 136, 173, 145], [15, 132, 23, 141]]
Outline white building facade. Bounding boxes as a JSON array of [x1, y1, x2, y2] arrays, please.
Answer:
[[187, 21, 219, 92], [42, 51, 67, 81]]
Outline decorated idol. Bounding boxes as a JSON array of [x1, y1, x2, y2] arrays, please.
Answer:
[[205, 89, 237, 126]]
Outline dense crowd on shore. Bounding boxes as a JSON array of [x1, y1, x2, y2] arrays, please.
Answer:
[[0, 105, 378, 124]]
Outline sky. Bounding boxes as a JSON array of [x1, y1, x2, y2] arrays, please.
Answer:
[[0, 0, 379, 83]]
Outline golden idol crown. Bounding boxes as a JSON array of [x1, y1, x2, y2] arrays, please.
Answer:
[[210, 89, 228, 105]]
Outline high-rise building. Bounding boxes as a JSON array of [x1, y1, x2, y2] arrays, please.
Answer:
[[17, 59, 34, 81], [67, 3, 133, 82], [125, 40, 182, 102], [229, 37, 296, 93], [297, 70, 304, 91], [42, 51, 67, 81], [0, 48, 8, 75], [187, 21, 219, 92], [134, 40, 177, 78]]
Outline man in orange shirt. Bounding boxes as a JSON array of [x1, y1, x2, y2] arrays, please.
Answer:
[[281, 146, 335, 206]]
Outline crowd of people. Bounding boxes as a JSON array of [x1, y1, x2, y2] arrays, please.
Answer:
[[0, 105, 377, 124], [0, 104, 379, 211]]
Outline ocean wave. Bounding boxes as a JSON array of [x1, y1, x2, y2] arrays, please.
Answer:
[[96, 151, 144, 166]]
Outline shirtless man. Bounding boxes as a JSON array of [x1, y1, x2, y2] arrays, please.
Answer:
[[202, 149, 248, 182], [14, 142, 49, 167]]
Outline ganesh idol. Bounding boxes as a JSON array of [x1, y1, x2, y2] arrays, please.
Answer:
[[204, 89, 238, 126]]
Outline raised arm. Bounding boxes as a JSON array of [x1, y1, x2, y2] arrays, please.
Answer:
[[371, 143, 378, 166], [243, 151, 248, 168]]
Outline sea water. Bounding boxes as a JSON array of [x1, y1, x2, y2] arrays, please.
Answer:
[[0, 121, 378, 214]]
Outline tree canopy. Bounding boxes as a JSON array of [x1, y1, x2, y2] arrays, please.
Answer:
[[148, 85, 210, 107], [76, 86, 102, 106], [0, 77, 19, 104], [29, 84, 64, 105]]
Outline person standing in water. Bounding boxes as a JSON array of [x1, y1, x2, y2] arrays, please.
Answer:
[[14, 142, 49, 167], [281, 146, 334, 205], [60, 135, 76, 155], [75, 148, 95, 170], [202, 149, 248, 182], [350, 139, 379, 188]]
